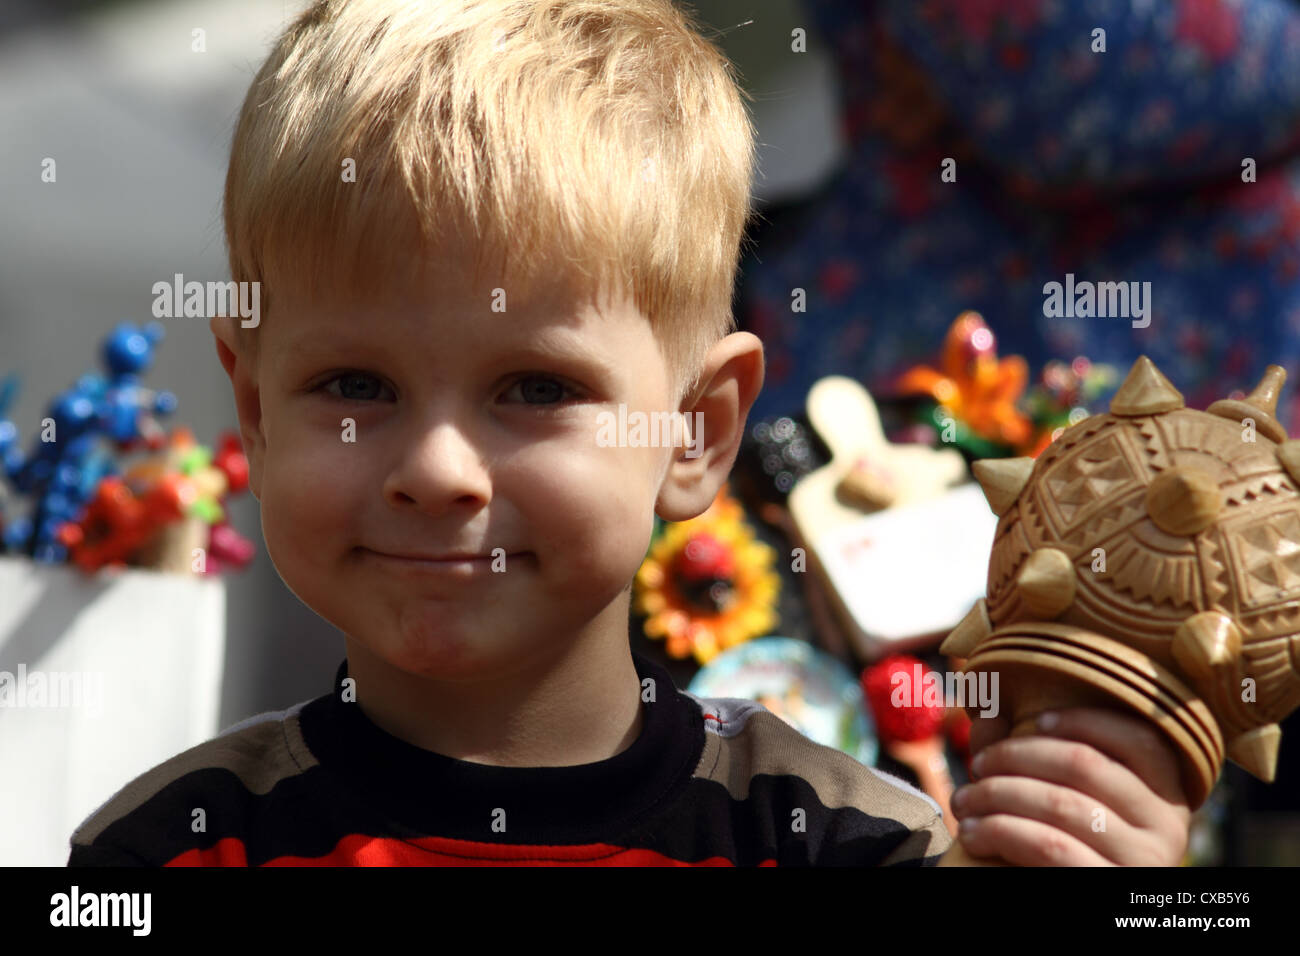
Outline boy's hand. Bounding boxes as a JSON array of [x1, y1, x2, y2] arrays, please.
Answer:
[[948, 707, 1193, 865]]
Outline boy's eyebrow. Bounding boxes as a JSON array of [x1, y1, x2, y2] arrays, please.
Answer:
[[492, 329, 613, 368], [274, 327, 615, 371]]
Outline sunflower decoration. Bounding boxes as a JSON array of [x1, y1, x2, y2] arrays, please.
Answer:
[[634, 483, 781, 665]]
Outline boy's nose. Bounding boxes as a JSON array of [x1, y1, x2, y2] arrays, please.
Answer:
[[381, 420, 492, 514]]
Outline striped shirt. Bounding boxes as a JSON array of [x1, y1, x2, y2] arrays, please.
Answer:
[[68, 653, 952, 866]]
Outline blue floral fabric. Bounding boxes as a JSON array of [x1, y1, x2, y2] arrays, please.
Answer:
[[740, 0, 1300, 428]]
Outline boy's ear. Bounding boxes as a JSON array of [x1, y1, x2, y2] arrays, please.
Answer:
[[655, 331, 765, 523], [210, 315, 265, 501]]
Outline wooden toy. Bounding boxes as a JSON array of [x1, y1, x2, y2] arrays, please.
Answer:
[[939, 356, 1300, 864], [862, 655, 959, 835], [787, 376, 996, 658], [791, 376, 968, 520]]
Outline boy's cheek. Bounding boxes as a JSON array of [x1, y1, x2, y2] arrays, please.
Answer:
[[260, 458, 364, 548]]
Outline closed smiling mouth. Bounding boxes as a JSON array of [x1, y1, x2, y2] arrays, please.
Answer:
[[356, 547, 525, 563]]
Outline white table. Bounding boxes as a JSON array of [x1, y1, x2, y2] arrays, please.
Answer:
[[0, 556, 225, 865]]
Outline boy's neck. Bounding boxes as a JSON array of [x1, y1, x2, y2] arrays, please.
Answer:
[[342, 603, 645, 768]]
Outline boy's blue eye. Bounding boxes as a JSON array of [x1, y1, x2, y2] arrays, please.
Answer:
[[314, 372, 579, 405], [504, 375, 577, 406], [321, 372, 391, 402]]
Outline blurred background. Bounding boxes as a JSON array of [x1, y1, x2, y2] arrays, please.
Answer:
[[2, 0, 1298, 865]]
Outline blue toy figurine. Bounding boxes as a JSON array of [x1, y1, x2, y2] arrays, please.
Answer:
[[0, 322, 177, 562]]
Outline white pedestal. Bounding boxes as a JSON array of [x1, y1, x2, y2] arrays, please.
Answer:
[[0, 556, 225, 865]]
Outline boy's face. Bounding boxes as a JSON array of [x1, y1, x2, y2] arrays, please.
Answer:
[[219, 248, 706, 682]]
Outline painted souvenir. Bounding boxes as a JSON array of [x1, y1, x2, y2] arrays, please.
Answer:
[[788, 376, 994, 658], [943, 357, 1300, 832], [688, 636, 877, 766]]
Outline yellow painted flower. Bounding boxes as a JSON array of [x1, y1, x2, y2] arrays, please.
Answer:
[[634, 483, 781, 665]]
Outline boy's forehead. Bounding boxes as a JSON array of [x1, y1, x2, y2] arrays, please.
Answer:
[[267, 265, 649, 367], [276, 308, 612, 362]]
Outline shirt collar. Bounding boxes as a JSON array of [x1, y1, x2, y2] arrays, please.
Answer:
[[298, 651, 703, 843]]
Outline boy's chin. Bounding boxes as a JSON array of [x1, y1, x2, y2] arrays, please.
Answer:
[[353, 625, 524, 684]]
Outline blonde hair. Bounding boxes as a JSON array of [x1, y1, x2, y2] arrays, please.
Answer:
[[223, 0, 757, 402]]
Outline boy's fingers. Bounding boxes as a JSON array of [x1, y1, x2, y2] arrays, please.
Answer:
[[951, 775, 1164, 866], [972, 735, 1172, 833], [957, 813, 1113, 867], [1031, 707, 1189, 810]]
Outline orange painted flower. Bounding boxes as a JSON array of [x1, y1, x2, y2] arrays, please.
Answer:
[[895, 310, 1033, 451], [634, 484, 781, 665]]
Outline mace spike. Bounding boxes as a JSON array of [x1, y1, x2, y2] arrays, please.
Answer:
[[1228, 724, 1282, 783], [972, 458, 1035, 517], [1109, 356, 1184, 416], [1207, 364, 1288, 443], [1244, 365, 1287, 418]]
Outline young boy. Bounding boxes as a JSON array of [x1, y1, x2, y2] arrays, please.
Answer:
[[68, 0, 1190, 866]]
